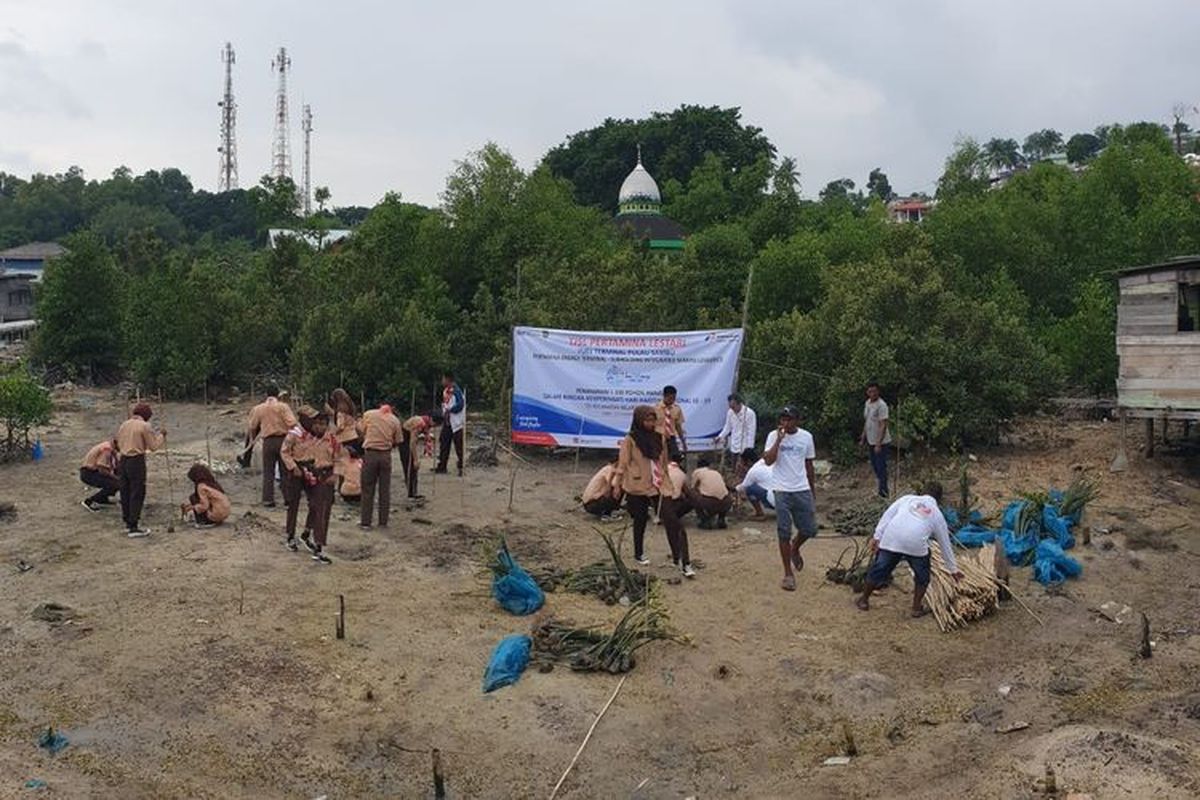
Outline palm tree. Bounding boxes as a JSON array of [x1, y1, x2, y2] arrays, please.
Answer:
[[982, 138, 1023, 173]]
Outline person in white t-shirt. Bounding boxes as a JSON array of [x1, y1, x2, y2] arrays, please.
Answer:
[[856, 483, 963, 618], [762, 405, 817, 592], [734, 449, 775, 518], [860, 382, 891, 498], [715, 393, 757, 479]]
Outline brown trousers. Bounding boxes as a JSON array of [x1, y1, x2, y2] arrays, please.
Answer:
[[399, 431, 419, 498], [360, 449, 392, 526], [282, 471, 306, 538], [660, 496, 691, 566], [261, 434, 285, 504], [305, 481, 334, 546], [693, 492, 733, 521]]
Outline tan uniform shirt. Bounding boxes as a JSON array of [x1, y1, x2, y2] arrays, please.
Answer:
[[116, 417, 164, 456], [333, 411, 359, 444], [665, 463, 687, 500], [360, 408, 402, 451], [340, 458, 362, 496], [654, 402, 686, 440], [690, 467, 730, 499], [82, 441, 117, 472], [247, 398, 297, 440], [582, 464, 615, 504], [614, 435, 673, 498], [193, 484, 231, 524]]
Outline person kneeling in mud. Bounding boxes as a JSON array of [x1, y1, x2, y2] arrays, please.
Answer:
[[181, 464, 231, 528], [581, 457, 623, 521], [856, 482, 962, 618]]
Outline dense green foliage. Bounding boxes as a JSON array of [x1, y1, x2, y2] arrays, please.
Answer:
[[0, 364, 52, 457], [14, 106, 1200, 447]]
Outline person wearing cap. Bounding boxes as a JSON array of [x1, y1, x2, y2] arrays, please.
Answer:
[[243, 385, 298, 507], [357, 402, 402, 529], [116, 403, 166, 537], [762, 405, 817, 591], [715, 393, 756, 480], [857, 482, 962, 617]]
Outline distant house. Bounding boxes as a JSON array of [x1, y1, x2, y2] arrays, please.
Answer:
[[0, 242, 63, 323], [267, 228, 353, 250], [0, 242, 66, 278], [887, 196, 934, 224]]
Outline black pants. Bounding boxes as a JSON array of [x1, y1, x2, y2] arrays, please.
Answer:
[[583, 496, 620, 517], [261, 435, 285, 504], [437, 426, 464, 472], [361, 449, 392, 526], [660, 496, 691, 566], [625, 494, 656, 560], [80, 467, 120, 505], [399, 432, 419, 498], [118, 454, 147, 530], [693, 492, 733, 524], [188, 491, 212, 524]]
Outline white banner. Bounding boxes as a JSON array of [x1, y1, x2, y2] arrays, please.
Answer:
[[512, 326, 744, 449]]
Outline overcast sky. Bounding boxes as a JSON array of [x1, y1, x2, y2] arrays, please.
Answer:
[[3, 1, 1199, 207]]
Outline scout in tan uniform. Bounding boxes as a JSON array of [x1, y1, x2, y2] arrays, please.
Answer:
[[80, 439, 120, 511], [399, 413, 438, 500], [281, 407, 339, 563], [357, 404, 402, 529], [581, 458, 622, 520], [116, 403, 166, 537], [611, 405, 670, 567], [181, 464, 232, 527], [689, 458, 733, 529], [654, 385, 686, 462], [244, 386, 297, 507]]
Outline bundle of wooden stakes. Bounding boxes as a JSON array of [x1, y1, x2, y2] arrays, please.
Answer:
[[928, 544, 1002, 632]]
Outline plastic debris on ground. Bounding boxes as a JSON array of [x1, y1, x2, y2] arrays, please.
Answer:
[[36, 728, 68, 755], [482, 634, 532, 693], [24, 779, 48, 790], [490, 540, 545, 616]]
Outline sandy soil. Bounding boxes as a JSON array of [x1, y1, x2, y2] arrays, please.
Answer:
[[1, 388, 1198, 799]]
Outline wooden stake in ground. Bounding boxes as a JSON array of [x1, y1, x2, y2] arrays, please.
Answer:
[[1138, 613, 1152, 659], [548, 674, 628, 800], [432, 748, 446, 799], [336, 594, 346, 640]]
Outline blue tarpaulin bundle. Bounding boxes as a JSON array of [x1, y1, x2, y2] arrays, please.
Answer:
[[940, 507, 983, 532], [953, 524, 997, 548], [1041, 505, 1075, 549], [482, 634, 532, 693], [1032, 540, 1082, 586], [492, 544, 545, 616]]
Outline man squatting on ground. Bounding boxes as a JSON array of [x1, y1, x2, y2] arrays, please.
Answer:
[[689, 458, 733, 529], [856, 482, 963, 617], [582, 457, 623, 520], [735, 448, 775, 518], [115, 402, 166, 537], [243, 385, 297, 507], [80, 438, 120, 511], [762, 405, 817, 592]]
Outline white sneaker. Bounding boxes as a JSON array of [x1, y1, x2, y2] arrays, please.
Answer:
[[681, 563, 696, 579], [126, 527, 150, 538], [634, 555, 651, 566]]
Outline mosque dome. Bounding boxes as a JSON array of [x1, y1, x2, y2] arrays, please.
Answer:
[[618, 153, 662, 205]]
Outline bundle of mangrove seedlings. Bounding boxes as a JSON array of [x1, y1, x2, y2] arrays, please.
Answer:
[[928, 544, 1002, 633], [530, 595, 686, 674], [825, 538, 875, 592], [1059, 475, 1100, 519], [828, 497, 890, 536], [531, 532, 653, 605]]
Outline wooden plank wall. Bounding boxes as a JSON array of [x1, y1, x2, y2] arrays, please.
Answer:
[[1117, 282, 1176, 336]]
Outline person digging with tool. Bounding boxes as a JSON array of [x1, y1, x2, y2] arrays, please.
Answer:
[[116, 402, 166, 538], [399, 412, 439, 502], [762, 406, 817, 592], [856, 482, 963, 618], [242, 385, 297, 507]]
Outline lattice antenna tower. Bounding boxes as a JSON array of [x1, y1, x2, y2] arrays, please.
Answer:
[[270, 47, 292, 181], [217, 42, 238, 191], [301, 104, 313, 214]]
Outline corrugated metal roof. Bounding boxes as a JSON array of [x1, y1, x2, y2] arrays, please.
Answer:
[[0, 242, 66, 259], [1117, 255, 1200, 276]]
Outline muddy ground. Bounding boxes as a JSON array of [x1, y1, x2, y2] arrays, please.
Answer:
[[1, 387, 1198, 799]]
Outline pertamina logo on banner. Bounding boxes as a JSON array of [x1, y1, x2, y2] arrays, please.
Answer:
[[511, 327, 744, 449]]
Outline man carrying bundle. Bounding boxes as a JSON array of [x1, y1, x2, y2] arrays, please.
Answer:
[[856, 482, 963, 618], [243, 386, 297, 508]]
